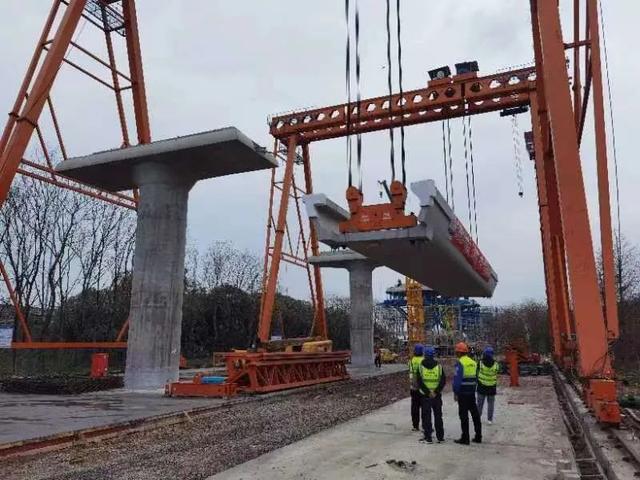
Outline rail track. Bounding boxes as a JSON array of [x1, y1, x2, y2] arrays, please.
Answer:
[[610, 408, 640, 472], [552, 366, 640, 479]]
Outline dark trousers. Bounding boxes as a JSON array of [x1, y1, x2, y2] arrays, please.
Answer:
[[410, 390, 422, 429], [374, 355, 382, 368], [421, 394, 444, 440], [458, 394, 482, 441]]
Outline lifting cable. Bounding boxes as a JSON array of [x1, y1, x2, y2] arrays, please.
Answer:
[[344, 0, 353, 188], [462, 116, 473, 236], [468, 116, 479, 244], [441, 121, 450, 203], [385, 0, 396, 182], [447, 119, 455, 212], [599, 0, 623, 271], [395, 0, 406, 185], [354, 0, 362, 191]]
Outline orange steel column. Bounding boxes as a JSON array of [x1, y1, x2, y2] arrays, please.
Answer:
[[258, 136, 298, 343], [258, 140, 279, 321], [0, 0, 87, 205], [534, 0, 611, 378], [572, 0, 582, 131], [506, 350, 519, 387], [587, 0, 618, 340], [530, 7, 573, 365], [0, 1, 61, 155], [302, 144, 327, 339], [530, 93, 562, 360], [123, 0, 151, 144]]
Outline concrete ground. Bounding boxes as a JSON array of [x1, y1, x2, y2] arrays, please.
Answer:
[[0, 363, 404, 446], [209, 376, 573, 480]]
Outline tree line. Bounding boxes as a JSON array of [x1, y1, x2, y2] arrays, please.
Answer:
[[0, 176, 638, 375]]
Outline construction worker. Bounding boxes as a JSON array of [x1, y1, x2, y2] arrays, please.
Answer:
[[476, 346, 499, 424], [374, 345, 382, 368], [417, 345, 446, 443], [408, 344, 424, 431], [453, 342, 482, 445]]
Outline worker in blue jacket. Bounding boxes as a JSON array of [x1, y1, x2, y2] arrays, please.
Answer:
[[453, 342, 482, 445], [417, 345, 446, 443]]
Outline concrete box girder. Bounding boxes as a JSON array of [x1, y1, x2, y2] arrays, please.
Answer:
[[304, 180, 498, 298]]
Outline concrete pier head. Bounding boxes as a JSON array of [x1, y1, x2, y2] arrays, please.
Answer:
[[310, 250, 378, 367], [57, 128, 276, 389]]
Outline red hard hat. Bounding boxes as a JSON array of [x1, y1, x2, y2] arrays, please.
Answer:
[[455, 342, 469, 353]]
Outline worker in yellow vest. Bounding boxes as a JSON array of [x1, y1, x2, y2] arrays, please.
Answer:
[[476, 346, 499, 424], [408, 344, 424, 431], [453, 342, 482, 445], [417, 345, 446, 443]]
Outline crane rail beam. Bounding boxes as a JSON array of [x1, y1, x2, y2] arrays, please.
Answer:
[[270, 67, 536, 143]]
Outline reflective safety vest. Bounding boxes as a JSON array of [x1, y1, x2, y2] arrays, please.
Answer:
[[478, 362, 499, 387], [408, 356, 422, 389], [419, 363, 442, 395], [459, 355, 477, 395]]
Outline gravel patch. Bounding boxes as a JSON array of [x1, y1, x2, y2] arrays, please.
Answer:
[[2, 372, 408, 480]]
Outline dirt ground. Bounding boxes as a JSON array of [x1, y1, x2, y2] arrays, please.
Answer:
[[2, 372, 408, 480]]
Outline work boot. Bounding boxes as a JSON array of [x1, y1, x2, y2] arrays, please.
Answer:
[[437, 438, 445, 443], [472, 436, 482, 444], [420, 436, 433, 444], [454, 438, 470, 445]]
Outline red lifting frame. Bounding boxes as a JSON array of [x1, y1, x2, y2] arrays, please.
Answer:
[[224, 351, 350, 394], [266, 0, 619, 423], [0, 0, 151, 349]]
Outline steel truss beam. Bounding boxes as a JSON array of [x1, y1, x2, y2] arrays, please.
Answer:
[[270, 67, 535, 143]]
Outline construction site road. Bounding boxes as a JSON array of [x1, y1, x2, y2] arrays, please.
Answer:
[[1, 371, 407, 480]]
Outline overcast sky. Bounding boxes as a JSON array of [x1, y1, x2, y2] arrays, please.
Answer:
[[1, 1, 638, 307]]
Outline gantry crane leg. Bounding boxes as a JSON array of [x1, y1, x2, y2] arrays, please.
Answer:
[[531, 0, 619, 424]]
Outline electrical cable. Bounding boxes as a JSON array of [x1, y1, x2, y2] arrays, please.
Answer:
[[599, 0, 623, 275], [468, 116, 479, 244], [396, 0, 406, 185], [385, 0, 395, 182], [511, 115, 524, 197]]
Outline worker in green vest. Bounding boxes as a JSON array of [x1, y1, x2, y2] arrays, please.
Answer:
[[408, 344, 424, 431], [453, 342, 482, 445], [417, 345, 446, 443], [476, 346, 499, 424]]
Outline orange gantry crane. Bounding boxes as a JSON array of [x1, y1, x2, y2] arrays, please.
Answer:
[[265, 0, 620, 423], [0, 1, 623, 417], [0, 0, 149, 350]]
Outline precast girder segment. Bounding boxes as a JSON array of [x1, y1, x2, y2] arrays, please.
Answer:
[[304, 180, 498, 298], [270, 67, 535, 143]]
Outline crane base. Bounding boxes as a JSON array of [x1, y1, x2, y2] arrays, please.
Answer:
[[166, 351, 351, 398], [226, 351, 351, 394], [585, 379, 620, 425]]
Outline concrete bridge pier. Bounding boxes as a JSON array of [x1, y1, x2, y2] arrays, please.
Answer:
[[309, 250, 378, 367], [124, 163, 193, 389], [56, 128, 277, 390]]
